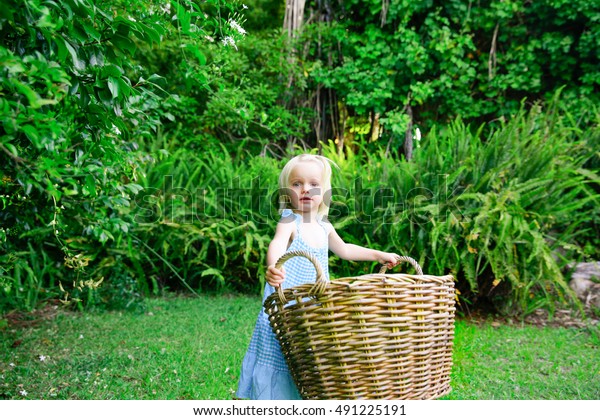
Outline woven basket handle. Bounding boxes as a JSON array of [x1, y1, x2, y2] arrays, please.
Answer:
[[379, 255, 424, 275], [274, 250, 327, 303]]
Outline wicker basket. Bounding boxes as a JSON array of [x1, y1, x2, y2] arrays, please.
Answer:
[[264, 250, 455, 400]]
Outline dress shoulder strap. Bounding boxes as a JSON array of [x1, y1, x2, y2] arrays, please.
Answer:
[[280, 209, 301, 230], [317, 216, 333, 236]]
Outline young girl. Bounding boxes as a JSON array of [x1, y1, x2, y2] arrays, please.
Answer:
[[236, 154, 400, 400]]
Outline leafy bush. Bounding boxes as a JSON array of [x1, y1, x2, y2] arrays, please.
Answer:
[[300, 0, 599, 147], [129, 141, 279, 294], [0, 0, 247, 311], [139, 29, 314, 154], [325, 98, 599, 315], [127, 97, 598, 316], [1, 0, 597, 318]]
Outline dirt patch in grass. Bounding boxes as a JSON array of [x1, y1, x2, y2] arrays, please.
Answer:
[[2, 300, 66, 329], [461, 307, 600, 329], [4, 299, 599, 331], [522, 308, 599, 328]]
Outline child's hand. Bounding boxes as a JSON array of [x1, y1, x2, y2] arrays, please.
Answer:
[[266, 265, 286, 287], [377, 252, 401, 269]]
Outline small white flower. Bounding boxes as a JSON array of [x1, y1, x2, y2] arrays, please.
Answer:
[[79, 334, 84, 339], [415, 127, 422, 141], [39, 355, 47, 362], [222, 36, 237, 50], [20, 390, 28, 396], [228, 19, 246, 35], [9, 363, 15, 367], [160, 3, 171, 14], [242, 4, 248, 9]]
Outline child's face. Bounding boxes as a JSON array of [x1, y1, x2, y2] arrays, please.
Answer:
[[287, 161, 324, 214]]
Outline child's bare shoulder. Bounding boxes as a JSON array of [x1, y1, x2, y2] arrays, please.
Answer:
[[275, 211, 296, 233]]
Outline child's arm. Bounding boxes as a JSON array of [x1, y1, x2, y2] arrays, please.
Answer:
[[328, 228, 400, 268], [265, 219, 295, 287]]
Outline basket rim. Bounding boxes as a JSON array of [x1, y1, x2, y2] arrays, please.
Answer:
[[332, 273, 455, 286], [273, 250, 452, 304]]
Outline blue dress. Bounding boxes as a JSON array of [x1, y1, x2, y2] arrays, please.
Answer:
[[236, 209, 330, 400]]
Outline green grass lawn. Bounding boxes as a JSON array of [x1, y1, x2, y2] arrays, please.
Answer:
[[1, 295, 599, 400]]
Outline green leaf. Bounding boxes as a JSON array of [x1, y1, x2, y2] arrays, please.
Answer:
[[136, 22, 162, 44], [201, 268, 225, 286], [576, 167, 600, 184], [2, 142, 19, 158], [13, 81, 39, 105], [186, 45, 207, 66], [36, 6, 56, 29], [101, 65, 122, 78], [108, 77, 120, 98], [20, 125, 40, 146], [201, 268, 222, 277], [1, 55, 25, 75], [125, 183, 144, 195], [174, 1, 191, 34], [13, 81, 57, 109], [117, 77, 132, 98], [82, 22, 102, 42], [111, 33, 137, 55], [84, 175, 97, 197], [60, 37, 86, 70]]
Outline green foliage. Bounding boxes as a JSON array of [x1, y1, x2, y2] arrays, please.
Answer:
[[1, 297, 599, 400], [198, 33, 311, 149], [0, 0, 248, 311], [129, 140, 279, 294], [0, 296, 257, 399], [139, 29, 313, 153], [241, 0, 285, 33], [123, 97, 599, 316], [1, 0, 598, 318], [448, 319, 600, 399], [324, 99, 599, 315], [84, 264, 147, 312], [303, 0, 599, 143]]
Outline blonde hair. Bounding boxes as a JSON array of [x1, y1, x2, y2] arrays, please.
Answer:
[[278, 154, 335, 217]]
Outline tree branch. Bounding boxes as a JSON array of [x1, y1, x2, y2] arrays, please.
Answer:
[[0, 143, 26, 165], [489, 23, 499, 80]]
